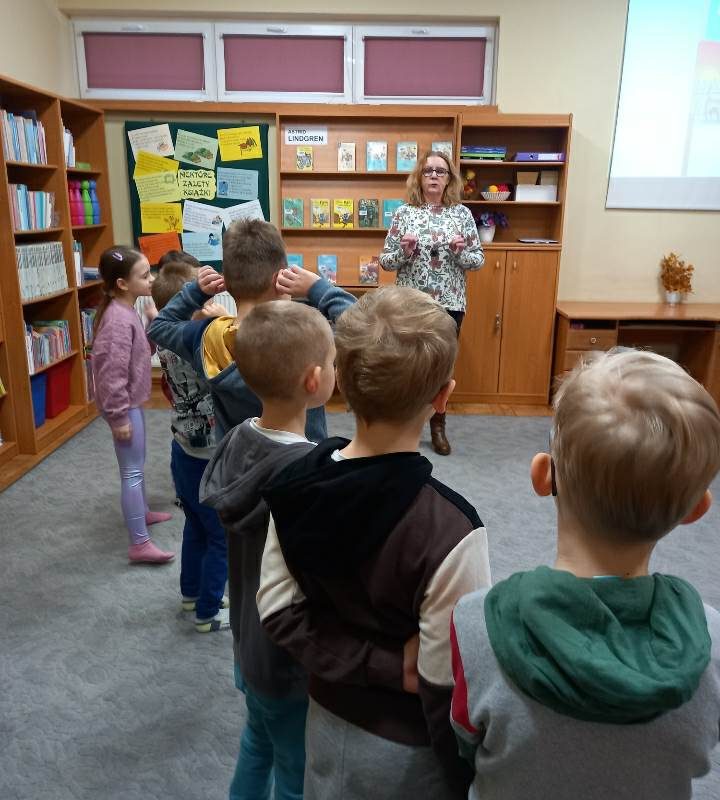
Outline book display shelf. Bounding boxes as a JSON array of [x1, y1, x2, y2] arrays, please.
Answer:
[[0, 75, 113, 491]]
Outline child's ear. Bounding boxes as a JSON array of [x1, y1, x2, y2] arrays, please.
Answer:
[[304, 365, 322, 396], [116, 276, 129, 292], [431, 379, 456, 414], [680, 489, 712, 525], [531, 453, 553, 497]]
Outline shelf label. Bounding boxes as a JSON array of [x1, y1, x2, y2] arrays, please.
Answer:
[[284, 126, 328, 146]]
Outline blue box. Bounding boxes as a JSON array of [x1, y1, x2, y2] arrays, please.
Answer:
[[30, 372, 47, 428]]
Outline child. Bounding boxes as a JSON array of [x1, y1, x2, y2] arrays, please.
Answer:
[[450, 348, 720, 800], [151, 261, 229, 632], [257, 286, 492, 799], [199, 301, 337, 800], [91, 246, 173, 564], [147, 218, 355, 443]]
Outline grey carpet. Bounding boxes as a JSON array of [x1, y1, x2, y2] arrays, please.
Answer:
[[1, 410, 718, 799]]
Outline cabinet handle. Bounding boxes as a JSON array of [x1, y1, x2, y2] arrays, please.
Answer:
[[495, 260, 501, 270], [495, 313, 502, 330], [512, 260, 518, 272], [590, 336, 598, 345]]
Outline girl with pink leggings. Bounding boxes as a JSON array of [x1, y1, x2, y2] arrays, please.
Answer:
[[92, 246, 174, 564]]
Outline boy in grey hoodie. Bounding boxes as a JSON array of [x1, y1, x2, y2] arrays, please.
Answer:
[[451, 348, 720, 800]]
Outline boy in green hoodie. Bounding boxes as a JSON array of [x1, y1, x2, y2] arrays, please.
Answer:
[[451, 348, 720, 800]]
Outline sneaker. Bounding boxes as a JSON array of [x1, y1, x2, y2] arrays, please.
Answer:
[[181, 595, 229, 613], [195, 606, 231, 633], [128, 540, 175, 564]]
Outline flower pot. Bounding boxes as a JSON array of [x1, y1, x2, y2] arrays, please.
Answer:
[[478, 225, 496, 244], [665, 290, 682, 305]]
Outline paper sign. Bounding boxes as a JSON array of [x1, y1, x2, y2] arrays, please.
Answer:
[[140, 202, 183, 233], [178, 169, 216, 200], [175, 129, 219, 170], [128, 124, 174, 159], [183, 200, 225, 234], [217, 126, 263, 161], [182, 231, 223, 262], [222, 199, 265, 227], [138, 232, 182, 265], [133, 150, 179, 178], [216, 167, 258, 200], [284, 126, 328, 145], [135, 172, 181, 203]]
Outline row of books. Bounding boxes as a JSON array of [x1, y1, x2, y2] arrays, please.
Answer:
[[25, 319, 71, 375], [16, 242, 68, 301], [283, 198, 404, 230], [295, 140, 452, 173], [8, 184, 55, 231], [80, 308, 97, 349], [460, 145, 507, 160], [0, 108, 48, 164], [287, 253, 380, 286]]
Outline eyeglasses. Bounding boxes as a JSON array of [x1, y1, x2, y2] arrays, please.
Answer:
[[422, 167, 449, 177]]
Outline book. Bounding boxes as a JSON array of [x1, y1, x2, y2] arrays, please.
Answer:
[[396, 141, 418, 172], [317, 254, 338, 284], [357, 198, 380, 228], [296, 146, 313, 171], [358, 254, 380, 286], [432, 141, 453, 160], [286, 253, 304, 268], [311, 198, 331, 229], [337, 142, 356, 172], [283, 197, 304, 228], [333, 198, 354, 229], [366, 141, 388, 172], [382, 199, 404, 228]]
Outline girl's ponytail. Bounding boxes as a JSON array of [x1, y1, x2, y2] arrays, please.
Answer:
[[93, 246, 143, 335]]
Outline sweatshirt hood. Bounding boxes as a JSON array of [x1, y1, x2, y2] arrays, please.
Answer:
[[484, 566, 711, 724], [263, 437, 433, 576]]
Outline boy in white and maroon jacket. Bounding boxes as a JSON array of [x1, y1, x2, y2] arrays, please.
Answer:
[[257, 286, 492, 800]]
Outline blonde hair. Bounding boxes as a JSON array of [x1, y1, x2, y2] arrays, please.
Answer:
[[334, 286, 457, 423], [222, 218, 287, 300], [552, 348, 720, 542], [234, 301, 334, 401], [406, 150, 463, 207], [151, 260, 196, 311]]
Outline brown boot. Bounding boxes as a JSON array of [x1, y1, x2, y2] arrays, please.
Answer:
[[430, 412, 451, 456]]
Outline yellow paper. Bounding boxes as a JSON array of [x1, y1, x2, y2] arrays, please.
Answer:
[[140, 202, 183, 233], [135, 172, 181, 203], [178, 169, 216, 200], [217, 126, 263, 161], [134, 150, 180, 178]]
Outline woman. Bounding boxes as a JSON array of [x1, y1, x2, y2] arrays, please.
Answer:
[[379, 149, 485, 455]]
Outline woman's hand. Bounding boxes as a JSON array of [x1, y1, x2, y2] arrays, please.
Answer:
[[449, 235, 467, 255], [113, 423, 132, 442], [400, 233, 418, 258], [198, 266, 225, 296]]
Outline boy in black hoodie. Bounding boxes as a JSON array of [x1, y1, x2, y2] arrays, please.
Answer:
[[257, 286, 492, 799]]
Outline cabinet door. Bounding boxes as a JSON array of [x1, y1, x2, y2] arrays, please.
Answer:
[[454, 252, 506, 395], [498, 251, 559, 397]]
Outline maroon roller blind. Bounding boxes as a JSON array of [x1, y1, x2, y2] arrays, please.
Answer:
[[364, 37, 486, 97], [223, 35, 345, 93], [83, 33, 205, 90]]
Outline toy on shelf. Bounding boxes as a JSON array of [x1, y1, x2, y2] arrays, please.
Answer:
[[481, 183, 511, 201], [462, 169, 477, 199]]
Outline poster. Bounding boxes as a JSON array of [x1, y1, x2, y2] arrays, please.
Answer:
[[182, 231, 223, 263], [178, 169, 216, 200], [217, 126, 263, 161], [182, 200, 224, 234], [175, 129, 219, 169], [140, 202, 183, 233], [133, 150, 179, 178], [134, 172, 181, 203], [128, 124, 174, 159], [138, 232, 182, 265], [216, 167, 258, 200], [222, 199, 265, 227]]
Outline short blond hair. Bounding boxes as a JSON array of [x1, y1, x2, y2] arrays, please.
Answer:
[[151, 260, 196, 310], [234, 301, 334, 401], [222, 218, 287, 300], [334, 286, 457, 423], [406, 150, 463, 207], [552, 348, 720, 542]]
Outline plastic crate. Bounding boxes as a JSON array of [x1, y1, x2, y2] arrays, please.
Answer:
[[30, 372, 47, 428], [45, 358, 72, 419]]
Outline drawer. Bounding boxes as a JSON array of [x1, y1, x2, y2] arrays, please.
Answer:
[[561, 350, 593, 372], [565, 328, 617, 350]]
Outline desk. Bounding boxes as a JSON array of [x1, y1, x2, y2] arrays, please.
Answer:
[[552, 302, 720, 405]]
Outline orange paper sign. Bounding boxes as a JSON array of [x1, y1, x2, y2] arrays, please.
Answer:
[[138, 232, 182, 265]]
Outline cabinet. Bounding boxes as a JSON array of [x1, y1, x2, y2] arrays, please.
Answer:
[[0, 75, 113, 491]]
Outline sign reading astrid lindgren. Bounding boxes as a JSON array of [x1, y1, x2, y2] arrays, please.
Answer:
[[284, 127, 329, 145]]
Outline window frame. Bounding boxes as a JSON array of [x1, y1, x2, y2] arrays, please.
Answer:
[[215, 22, 354, 104], [73, 18, 216, 101], [352, 23, 497, 105]]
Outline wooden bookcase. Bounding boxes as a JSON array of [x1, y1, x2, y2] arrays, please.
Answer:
[[0, 75, 113, 491]]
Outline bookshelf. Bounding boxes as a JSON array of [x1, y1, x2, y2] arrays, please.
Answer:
[[0, 75, 112, 491]]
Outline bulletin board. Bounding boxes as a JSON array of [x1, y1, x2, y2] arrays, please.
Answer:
[[124, 120, 270, 270]]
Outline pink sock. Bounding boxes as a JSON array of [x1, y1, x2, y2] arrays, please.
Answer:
[[128, 540, 175, 564], [145, 510, 172, 525]]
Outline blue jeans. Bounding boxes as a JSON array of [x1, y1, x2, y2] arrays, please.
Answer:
[[230, 666, 308, 800], [170, 440, 227, 620]]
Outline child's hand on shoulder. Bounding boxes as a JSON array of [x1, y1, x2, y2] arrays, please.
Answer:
[[192, 300, 228, 320], [276, 266, 320, 298], [143, 298, 158, 324], [112, 422, 132, 442], [198, 266, 225, 297]]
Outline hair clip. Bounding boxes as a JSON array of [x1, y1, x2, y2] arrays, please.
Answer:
[[112, 251, 123, 261]]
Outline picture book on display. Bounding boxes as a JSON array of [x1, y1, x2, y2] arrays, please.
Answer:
[[286, 253, 304, 268], [311, 198, 330, 228], [383, 199, 404, 228], [337, 142, 356, 172], [358, 198, 380, 228], [317, 254, 337, 284], [396, 141, 418, 172], [366, 141, 388, 172], [358, 254, 380, 286], [283, 197, 304, 228], [432, 141, 453, 160], [333, 198, 354, 228], [296, 146, 313, 171]]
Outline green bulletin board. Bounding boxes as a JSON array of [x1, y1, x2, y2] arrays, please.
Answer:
[[124, 120, 270, 270]]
